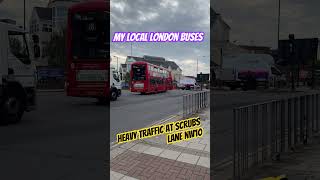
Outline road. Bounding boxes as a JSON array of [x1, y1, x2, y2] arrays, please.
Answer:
[[0, 92, 107, 180], [110, 89, 202, 142]]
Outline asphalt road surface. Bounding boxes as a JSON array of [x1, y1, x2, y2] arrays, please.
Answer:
[[110, 89, 202, 142], [0, 92, 107, 180]]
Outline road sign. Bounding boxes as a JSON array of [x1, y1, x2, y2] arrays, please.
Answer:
[[36, 66, 64, 80], [196, 73, 209, 83], [279, 38, 318, 65]]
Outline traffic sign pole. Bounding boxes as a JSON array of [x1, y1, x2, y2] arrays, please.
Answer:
[[289, 34, 295, 91]]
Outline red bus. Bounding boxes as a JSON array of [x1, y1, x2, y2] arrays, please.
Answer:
[[65, 1, 120, 102], [130, 61, 174, 94]]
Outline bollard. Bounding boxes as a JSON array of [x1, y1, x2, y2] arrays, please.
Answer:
[[288, 98, 292, 148], [280, 100, 285, 153], [294, 97, 298, 145], [233, 108, 237, 179], [316, 94, 319, 133], [183, 95, 185, 118]]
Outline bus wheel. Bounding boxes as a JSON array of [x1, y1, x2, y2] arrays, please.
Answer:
[[110, 88, 118, 101]]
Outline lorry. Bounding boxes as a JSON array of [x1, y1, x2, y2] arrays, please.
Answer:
[[216, 53, 282, 90], [110, 65, 121, 101], [178, 76, 196, 90], [0, 19, 37, 124]]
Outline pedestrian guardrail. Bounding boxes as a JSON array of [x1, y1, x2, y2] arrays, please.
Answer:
[[233, 93, 320, 179], [183, 91, 209, 118]]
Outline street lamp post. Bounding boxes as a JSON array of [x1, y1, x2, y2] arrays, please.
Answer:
[[24, 0, 26, 30], [196, 56, 207, 90], [276, 0, 281, 88], [197, 58, 198, 75], [277, 0, 281, 52]]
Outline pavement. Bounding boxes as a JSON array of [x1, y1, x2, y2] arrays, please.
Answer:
[[244, 133, 320, 180], [110, 107, 211, 180]]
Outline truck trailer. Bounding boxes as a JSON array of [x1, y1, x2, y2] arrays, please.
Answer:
[[216, 53, 281, 90]]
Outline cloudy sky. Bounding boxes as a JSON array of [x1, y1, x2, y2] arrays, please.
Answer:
[[111, 0, 210, 77], [1, 0, 210, 76], [213, 0, 320, 49]]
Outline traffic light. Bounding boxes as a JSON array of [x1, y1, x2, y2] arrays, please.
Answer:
[[289, 34, 295, 55]]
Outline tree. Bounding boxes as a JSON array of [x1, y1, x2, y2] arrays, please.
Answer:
[[46, 29, 67, 68], [124, 72, 130, 83]]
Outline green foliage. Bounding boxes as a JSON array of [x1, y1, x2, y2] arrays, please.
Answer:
[[46, 29, 67, 68], [124, 72, 130, 83]]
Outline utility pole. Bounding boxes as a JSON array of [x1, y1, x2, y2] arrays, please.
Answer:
[[277, 0, 281, 88], [277, 0, 281, 54], [196, 58, 198, 76], [312, 39, 318, 89], [24, 0, 26, 30], [289, 34, 295, 91]]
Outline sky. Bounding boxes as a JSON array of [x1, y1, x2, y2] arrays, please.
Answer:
[[213, 0, 320, 49], [0, 0, 48, 28], [110, 0, 210, 77]]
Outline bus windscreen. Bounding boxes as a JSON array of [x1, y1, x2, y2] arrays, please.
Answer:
[[132, 65, 146, 81], [71, 11, 108, 60]]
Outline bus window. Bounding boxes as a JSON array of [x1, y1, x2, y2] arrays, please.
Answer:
[[71, 11, 108, 60], [132, 64, 146, 81]]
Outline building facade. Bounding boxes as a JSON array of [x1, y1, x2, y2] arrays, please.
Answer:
[[211, 8, 249, 67], [47, 0, 82, 33], [29, 7, 52, 65], [29, 0, 84, 66], [238, 45, 272, 54]]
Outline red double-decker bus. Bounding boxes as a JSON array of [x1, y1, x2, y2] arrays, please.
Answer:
[[65, 1, 121, 102], [130, 61, 173, 94]]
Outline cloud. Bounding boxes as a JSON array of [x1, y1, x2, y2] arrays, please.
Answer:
[[0, 0, 47, 28], [214, 0, 320, 48], [111, 0, 210, 76], [137, 11, 159, 22]]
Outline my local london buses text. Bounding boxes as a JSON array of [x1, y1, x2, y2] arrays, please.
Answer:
[[117, 117, 203, 144]]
